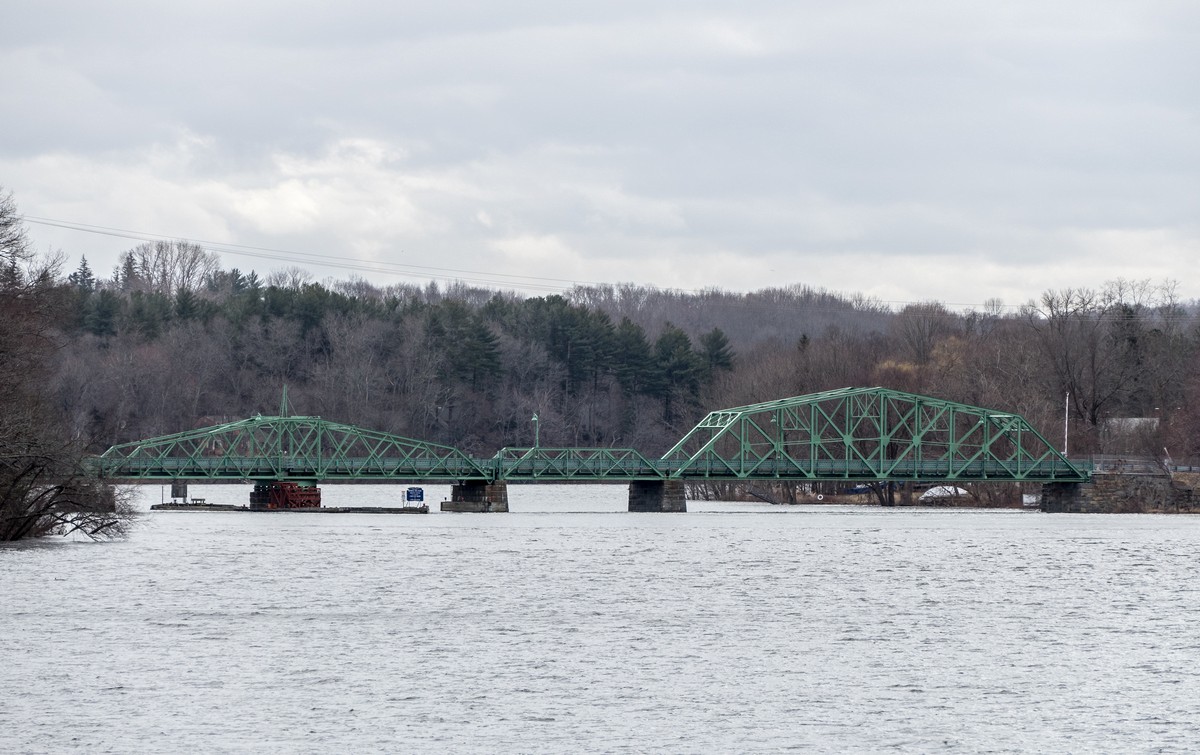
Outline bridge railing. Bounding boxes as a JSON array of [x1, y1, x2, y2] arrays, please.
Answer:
[[89, 455, 492, 480], [494, 447, 666, 480], [89, 452, 1089, 483], [1090, 455, 1166, 476], [664, 457, 1088, 481]]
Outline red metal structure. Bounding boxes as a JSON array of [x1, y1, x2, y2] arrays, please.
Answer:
[[249, 482, 321, 509]]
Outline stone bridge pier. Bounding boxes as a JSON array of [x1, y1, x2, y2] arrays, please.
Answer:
[[628, 480, 687, 512], [441, 479, 687, 512], [1042, 472, 1197, 513], [441, 480, 509, 512]]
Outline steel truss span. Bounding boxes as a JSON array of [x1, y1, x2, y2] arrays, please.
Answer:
[[91, 388, 1089, 484], [94, 414, 489, 481], [662, 387, 1087, 482]]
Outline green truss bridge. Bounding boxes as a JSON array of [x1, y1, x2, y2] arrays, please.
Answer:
[[92, 387, 1088, 511]]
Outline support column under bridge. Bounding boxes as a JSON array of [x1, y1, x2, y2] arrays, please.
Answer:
[[441, 480, 685, 512], [441, 480, 509, 512], [628, 480, 687, 512]]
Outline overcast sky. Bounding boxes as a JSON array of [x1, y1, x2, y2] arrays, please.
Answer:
[[3, 1, 1197, 307]]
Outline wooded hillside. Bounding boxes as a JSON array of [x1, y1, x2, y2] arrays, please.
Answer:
[[51, 243, 1200, 464]]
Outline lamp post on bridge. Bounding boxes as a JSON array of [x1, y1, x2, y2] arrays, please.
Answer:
[[1064, 392, 1069, 456], [532, 413, 540, 451]]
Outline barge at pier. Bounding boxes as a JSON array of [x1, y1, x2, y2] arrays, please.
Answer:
[[152, 482, 429, 513], [150, 502, 430, 514]]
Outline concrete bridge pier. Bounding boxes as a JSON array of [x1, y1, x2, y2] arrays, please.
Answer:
[[441, 480, 509, 512], [628, 480, 687, 512]]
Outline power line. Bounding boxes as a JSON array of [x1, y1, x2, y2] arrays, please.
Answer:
[[13, 214, 986, 306], [20, 214, 1197, 322], [20, 215, 586, 293]]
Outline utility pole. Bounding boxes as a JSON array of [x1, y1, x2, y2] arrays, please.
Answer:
[[1064, 392, 1070, 456]]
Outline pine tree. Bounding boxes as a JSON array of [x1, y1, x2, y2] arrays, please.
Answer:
[[175, 288, 200, 320], [653, 323, 702, 423], [699, 327, 734, 380], [84, 290, 120, 337], [68, 256, 97, 292], [613, 317, 653, 396]]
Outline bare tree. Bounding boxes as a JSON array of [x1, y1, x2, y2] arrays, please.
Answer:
[[0, 188, 31, 271], [0, 187, 134, 540], [891, 301, 955, 365], [118, 240, 219, 294], [266, 266, 313, 290], [1020, 280, 1187, 454]]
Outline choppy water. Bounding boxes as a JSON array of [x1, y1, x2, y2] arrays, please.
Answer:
[[4, 484, 1200, 753]]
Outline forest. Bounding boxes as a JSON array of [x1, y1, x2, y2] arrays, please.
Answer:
[[54, 243, 1200, 463], [4, 185, 1200, 536]]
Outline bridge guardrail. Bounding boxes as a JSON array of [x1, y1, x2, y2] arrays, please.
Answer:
[[664, 457, 1087, 481], [1090, 455, 1166, 476], [92, 455, 493, 480], [90, 453, 1089, 483]]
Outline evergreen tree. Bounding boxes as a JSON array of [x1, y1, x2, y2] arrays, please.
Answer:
[[293, 283, 331, 336], [426, 300, 500, 391], [516, 295, 618, 395], [464, 318, 502, 390], [653, 323, 703, 423], [699, 327, 735, 380], [115, 253, 140, 292], [175, 288, 200, 321], [84, 290, 121, 337], [125, 291, 172, 338], [229, 268, 247, 293], [67, 256, 96, 292], [613, 317, 653, 396]]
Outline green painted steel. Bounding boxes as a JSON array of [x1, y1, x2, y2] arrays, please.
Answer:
[[661, 386, 1088, 482], [93, 414, 490, 481], [91, 387, 1088, 484], [494, 447, 666, 480]]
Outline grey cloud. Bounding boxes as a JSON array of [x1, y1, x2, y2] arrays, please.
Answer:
[[2, 1, 1198, 302]]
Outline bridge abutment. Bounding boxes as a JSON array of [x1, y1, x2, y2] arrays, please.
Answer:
[[1042, 474, 1196, 513], [628, 480, 687, 512], [441, 480, 509, 512]]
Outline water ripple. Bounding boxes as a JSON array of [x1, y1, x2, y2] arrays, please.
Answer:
[[4, 486, 1200, 752]]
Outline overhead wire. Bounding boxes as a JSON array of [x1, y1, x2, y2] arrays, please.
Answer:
[[20, 214, 1199, 323], [20, 215, 583, 293]]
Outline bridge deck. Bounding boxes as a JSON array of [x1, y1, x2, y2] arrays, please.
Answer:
[[92, 453, 1089, 483]]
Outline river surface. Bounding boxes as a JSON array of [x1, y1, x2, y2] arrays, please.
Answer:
[[4, 484, 1200, 753]]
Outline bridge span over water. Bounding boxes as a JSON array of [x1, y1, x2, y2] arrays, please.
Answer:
[[93, 387, 1088, 511]]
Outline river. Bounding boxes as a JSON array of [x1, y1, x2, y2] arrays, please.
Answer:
[[4, 484, 1200, 753]]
